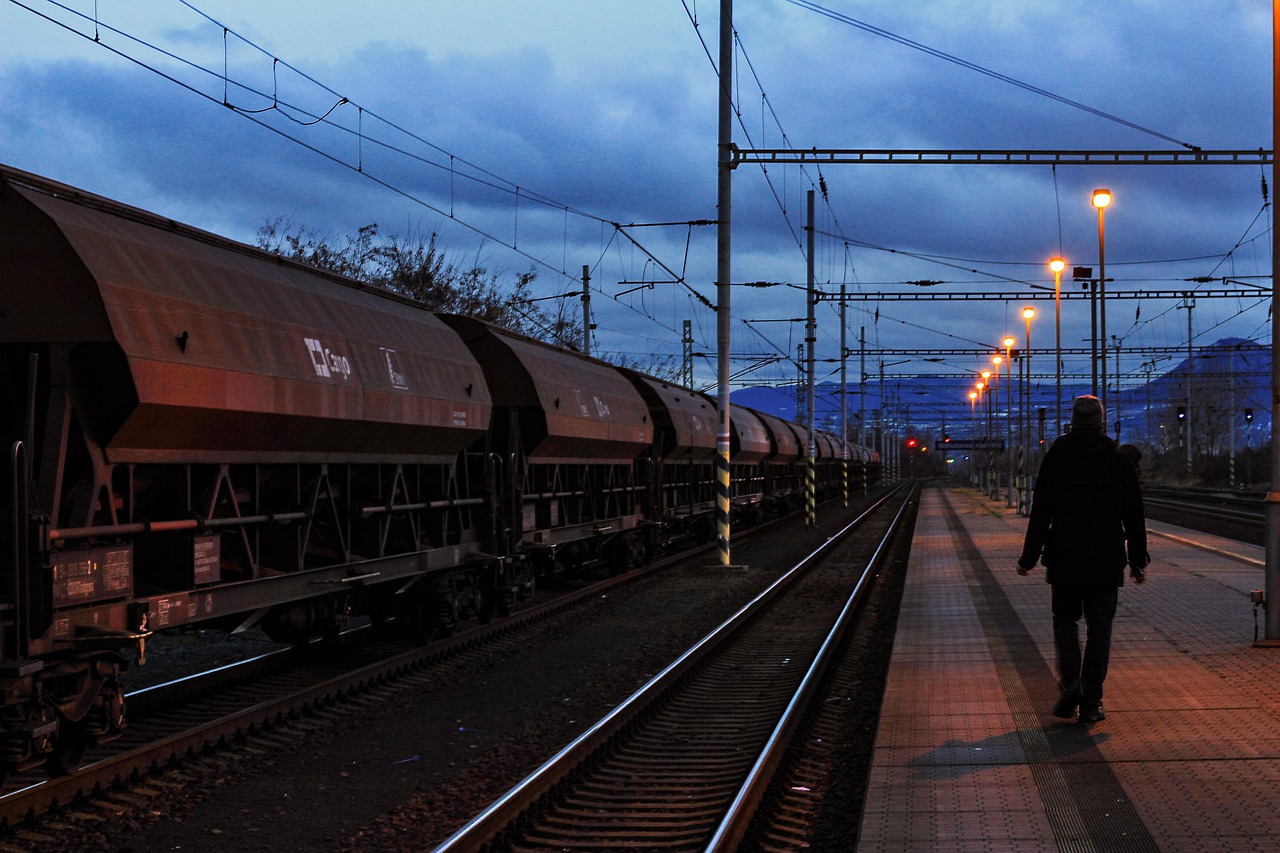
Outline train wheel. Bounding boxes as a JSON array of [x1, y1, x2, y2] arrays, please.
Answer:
[[407, 594, 432, 644], [432, 593, 458, 639], [477, 581, 498, 624], [407, 592, 456, 643], [44, 724, 87, 777]]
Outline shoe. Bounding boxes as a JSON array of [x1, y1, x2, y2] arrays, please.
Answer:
[[1052, 684, 1082, 719], [1079, 704, 1106, 724]]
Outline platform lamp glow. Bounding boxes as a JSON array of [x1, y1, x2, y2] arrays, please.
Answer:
[[1001, 336, 1016, 508], [1021, 307, 1036, 514], [1048, 257, 1066, 436], [1092, 188, 1112, 418]]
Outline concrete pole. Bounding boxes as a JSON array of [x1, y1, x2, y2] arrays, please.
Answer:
[[715, 0, 733, 567], [1263, 0, 1280, 642], [1185, 297, 1194, 478], [840, 284, 848, 507], [805, 190, 816, 527], [1098, 206, 1108, 415], [1230, 348, 1237, 488], [1053, 263, 1063, 436], [859, 326, 866, 445], [1006, 342, 1014, 508], [581, 264, 591, 358], [860, 325, 867, 495]]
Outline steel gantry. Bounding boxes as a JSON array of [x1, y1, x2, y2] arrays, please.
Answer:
[[729, 147, 1272, 168], [812, 287, 1267, 302]]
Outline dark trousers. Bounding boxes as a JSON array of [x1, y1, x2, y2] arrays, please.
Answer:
[[1051, 584, 1119, 706]]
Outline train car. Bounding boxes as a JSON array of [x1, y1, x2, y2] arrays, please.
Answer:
[[755, 411, 805, 513], [0, 167, 512, 779], [439, 315, 654, 578], [616, 371, 718, 549]]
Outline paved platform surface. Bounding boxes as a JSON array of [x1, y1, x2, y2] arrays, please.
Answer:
[[856, 482, 1280, 853]]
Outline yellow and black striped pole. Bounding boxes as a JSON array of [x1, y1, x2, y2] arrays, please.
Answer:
[[716, 434, 731, 566], [715, 0, 733, 567], [805, 451, 816, 528]]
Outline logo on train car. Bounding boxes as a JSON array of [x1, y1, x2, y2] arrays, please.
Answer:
[[380, 347, 409, 389], [573, 390, 612, 419], [304, 337, 352, 381]]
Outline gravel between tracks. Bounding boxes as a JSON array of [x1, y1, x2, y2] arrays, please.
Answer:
[[41, 500, 897, 852]]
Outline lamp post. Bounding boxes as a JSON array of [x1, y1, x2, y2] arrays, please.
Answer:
[[1092, 188, 1112, 421], [1001, 337, 1016, 508], [983, 367, 996, 498], [1022, 308, 1036, 514], [1048, 257, 1066, 436], [969, 389, 978, 485]]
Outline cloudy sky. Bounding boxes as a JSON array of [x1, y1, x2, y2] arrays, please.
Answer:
[[0, 0, 1272, 431]]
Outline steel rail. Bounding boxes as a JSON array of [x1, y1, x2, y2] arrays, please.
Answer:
[[431, 483, 910, 852], [704, 482, 915, 851], [1144, 495, 1263, 527]]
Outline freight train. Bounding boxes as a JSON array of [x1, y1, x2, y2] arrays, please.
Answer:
[[0, 165, 880, 783]]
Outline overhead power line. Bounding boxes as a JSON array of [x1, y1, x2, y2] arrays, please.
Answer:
[[8, 0, 713, 318], [782, 0, 1200, 150]]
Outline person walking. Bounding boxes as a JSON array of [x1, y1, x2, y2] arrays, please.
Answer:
[[1016, 395, 1148, 724]]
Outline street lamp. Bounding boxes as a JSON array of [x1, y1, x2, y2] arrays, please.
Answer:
[[1092, 188, 1112, 420], [969, 389, 978, 483], [1048, 257, 1066, 436], [1021, 308, 1036, 514], [980, 371, 993, 495], [1001, 336, 1016, 508]]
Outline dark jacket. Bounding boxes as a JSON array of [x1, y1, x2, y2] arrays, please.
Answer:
[[1017, 428, 1148, 587]]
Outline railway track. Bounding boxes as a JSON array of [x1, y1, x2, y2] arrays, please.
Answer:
[[0, 538, 702, 833], [433, 482, 917, 852], [1143, 485, 1264, 545], [1, 497, 871, 842]]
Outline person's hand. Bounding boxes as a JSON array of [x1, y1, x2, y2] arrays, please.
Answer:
[[1016, 563, 1031, 576]]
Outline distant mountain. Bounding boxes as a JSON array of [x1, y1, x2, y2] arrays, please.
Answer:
[[730, 337, 1271, 444]]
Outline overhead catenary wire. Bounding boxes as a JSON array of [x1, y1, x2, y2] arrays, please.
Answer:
[[783, 0, 1199, 150]]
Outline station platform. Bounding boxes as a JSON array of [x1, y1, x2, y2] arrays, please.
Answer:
[[856, 482, 1280, 853]]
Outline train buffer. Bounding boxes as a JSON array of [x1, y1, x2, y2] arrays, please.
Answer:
[[857, 483, 1280, 850]]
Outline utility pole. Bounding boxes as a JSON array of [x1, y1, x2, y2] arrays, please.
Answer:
[[805, 190, 817, 527], [714, 0, 733, 568], [1182, 295, 1194, 478], [581, 264, 591, 357], [1112, 334, 1121, 440], [1230, 346, 1237, 488], [860, 325, 867, 495], [1264, 0, 1279, 644], [796, 344, 804, 422], [682, 320, 693, 388], [859, 326, 867, 446], [840, 284, 848, 506], [878, 359, 886, 473]]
